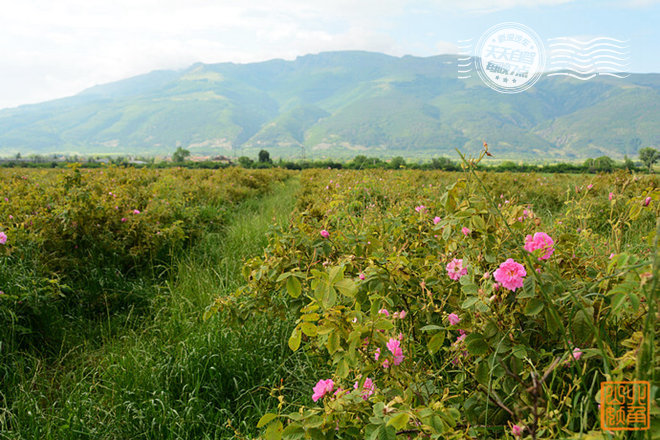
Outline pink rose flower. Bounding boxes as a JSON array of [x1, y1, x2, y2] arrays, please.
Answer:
[[415, 205, 426, 213], [433, 216, 441, 224], [587, 184, 593, 189], [320, 229, 330, 238], [524, 232, 555, 260], [378, 308, 390, 317], [572, 347, 583, 361], [358, 273, 365, 280], [512, 424, 523, 437], [374, 348, 381, 361], [462, 227, 471, 236], [0, 231, 6, 245], [643, 196, 651, 206], [493, 258, 526, 291], [447, 313, 461, 326], [354, 377, 375, 400], [386, 338, 404, 365], [446, 258, 468, 281], [609, 192, 614, 201], [312, 379, 334, 402], [133, 209, 140, 214]]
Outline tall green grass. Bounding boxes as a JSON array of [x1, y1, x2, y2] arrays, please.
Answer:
[[0, 177, 318, 439]]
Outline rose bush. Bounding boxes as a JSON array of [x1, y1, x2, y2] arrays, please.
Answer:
[[0, 165, 291, 349], [211, 156, 658, 439]]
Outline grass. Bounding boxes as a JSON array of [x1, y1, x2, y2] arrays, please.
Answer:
[[0, 176, 317, 439]]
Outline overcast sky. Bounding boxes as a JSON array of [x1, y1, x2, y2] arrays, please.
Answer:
[[0, 0, 658, 109]]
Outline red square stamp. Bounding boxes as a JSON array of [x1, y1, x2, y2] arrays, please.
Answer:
[[600, 381, 650, 431]]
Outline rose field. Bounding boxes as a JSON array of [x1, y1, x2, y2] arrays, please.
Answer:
[[0, 159, 657, 439]]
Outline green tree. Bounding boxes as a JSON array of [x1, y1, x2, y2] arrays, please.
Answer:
[[622, 155, 635, 171], [389, 156, 406, 169], [172, 147, 191, 163], [238, 156, 254, 168], [593, 156, 615, 172], [639, 147, 659, 172], [258, 149, 272, 164], [430, 157, 456, 170]]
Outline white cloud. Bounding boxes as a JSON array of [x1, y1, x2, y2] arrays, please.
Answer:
[[0, 0, 418, 108], [0, 0, 653, 108], [622, 0, 660, 6], [436, 41, 459, 54]]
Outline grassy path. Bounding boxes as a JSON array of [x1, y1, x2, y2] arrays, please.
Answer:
[[4, 177, 305, 439]]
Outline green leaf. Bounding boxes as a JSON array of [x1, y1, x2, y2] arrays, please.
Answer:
[[441, 408, 460, 428], [544, 308, 560, 334], [461, 296, 479, 309], [288, 327, 301, 351], [300, 322, 318, 337], [427, 331, 445, 354], [306, 428, 325, 440], [258, 413, 279, 428], [524, 298, 544, 316], [282, 423, 305, 440], [629, 293, 640, 310], [327, 331, 340, 354], [276, 273, 290, 282], [374, 320, 394, 331], [264, 420, 283, 440], [461, 283, 478, 295], [429, 415, 445, 434], [304, 415, 324, 429], [378, 425, 397, 440], [336, 358, 349, 378], [511, 345, 528, 359], [335, 278, 357, 297], [471, 215, 486, 231], [301, 313, 319, 322], [475, 361, 490, 386], [321, 286, 337, 309], [329, 265, 344, 284], [465, 333, 489, 355], [387, 412, 410, 430], [483, 320, 498, 338], [571, 309, 594, 343], [519, 276, 536, 299], [286, 276, 302, 298], [442, 225, 451, 241], [420, 325, 443, 332]]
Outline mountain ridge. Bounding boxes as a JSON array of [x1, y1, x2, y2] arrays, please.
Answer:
[[0, 51, 658, 160]]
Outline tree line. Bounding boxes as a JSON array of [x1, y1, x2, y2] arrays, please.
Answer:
[[1, 147, 658, 173]]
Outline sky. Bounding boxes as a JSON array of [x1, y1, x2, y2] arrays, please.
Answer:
[[0, 0, 658, 109]]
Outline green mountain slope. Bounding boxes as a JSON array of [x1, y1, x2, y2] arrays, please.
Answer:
[[0, 51, 657, 159]]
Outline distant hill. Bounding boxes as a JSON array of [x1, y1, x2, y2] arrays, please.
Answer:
[[0, 51, 658, 160]]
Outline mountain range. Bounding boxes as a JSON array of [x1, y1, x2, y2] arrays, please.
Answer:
[[0, 51, 658, 160]]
